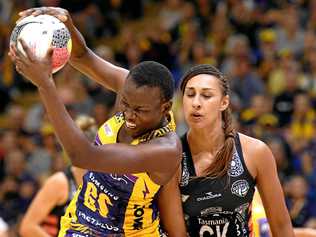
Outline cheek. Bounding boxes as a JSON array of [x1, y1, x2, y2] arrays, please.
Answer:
[[182, 99, 191, 118], [137, 111, 162, 127]]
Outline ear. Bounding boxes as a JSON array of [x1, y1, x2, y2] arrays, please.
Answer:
[[220, 95, 230, 111], [161, 100, 172, 114]]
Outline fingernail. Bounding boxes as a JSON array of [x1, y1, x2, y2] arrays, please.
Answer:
[[57, 15, 67, 22]]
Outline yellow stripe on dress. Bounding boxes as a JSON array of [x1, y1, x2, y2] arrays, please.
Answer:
[[123, 173, 160, 237], [123, 113, 176, 236], [98, 113, 124, 144], [58, 185, 82, 237]]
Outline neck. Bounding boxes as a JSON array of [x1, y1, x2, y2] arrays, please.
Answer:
[[119, 115, 168, 143], [187, 121, 225, 155]]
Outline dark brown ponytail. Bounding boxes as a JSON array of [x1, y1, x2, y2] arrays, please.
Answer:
[[180, 64, 235, 178]]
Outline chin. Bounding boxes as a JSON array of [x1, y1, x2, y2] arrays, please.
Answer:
[[188, 121, 207, 130], [125, 126, 142, 138], [125, 127, 137, 136]]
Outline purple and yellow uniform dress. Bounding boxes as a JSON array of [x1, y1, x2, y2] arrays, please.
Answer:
[[59, 112, 175, 237]]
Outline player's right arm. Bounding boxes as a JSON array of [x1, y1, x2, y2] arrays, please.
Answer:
[[18, 7, 129, 93], [10, 40, 182, 185], [19, 172, 69, 237], [157, 167, 187, 237]]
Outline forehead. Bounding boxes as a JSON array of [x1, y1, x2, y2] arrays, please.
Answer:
[[121, 80, 162, 105], [185, 74, 220, 90]]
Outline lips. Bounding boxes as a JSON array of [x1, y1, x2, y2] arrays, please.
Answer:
[[125, 121, 136, 129], [191, 112, 202, 117], [190, 112, 203, 121]]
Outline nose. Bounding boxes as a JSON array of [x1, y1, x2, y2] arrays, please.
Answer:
[[192, 95, 201, 109], [124, 107, 136, 121]]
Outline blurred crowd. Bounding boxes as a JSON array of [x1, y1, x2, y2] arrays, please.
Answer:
[[1, 0, 316, 236]]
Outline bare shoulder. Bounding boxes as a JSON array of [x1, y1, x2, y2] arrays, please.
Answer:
[[238, 133, 274, 178], [45, 171, 68, 187], [238, 133, 271, 157], [148, 132, 182, 149], [42, 171, 69, 204]]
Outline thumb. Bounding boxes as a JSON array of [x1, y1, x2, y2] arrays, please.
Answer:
[[46, 47, 54, 59]]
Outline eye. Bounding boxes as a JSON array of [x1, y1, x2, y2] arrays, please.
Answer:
[[135, 108, 150, 114], [185, 91, 195, 97], [202, 94, 212, 98]]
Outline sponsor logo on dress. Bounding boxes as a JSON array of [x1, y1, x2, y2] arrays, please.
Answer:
[[77, 211, 120, 232], [198, 217, 229, 226], [182, 194, 190, 203], [103, 124, 113, 136], [200, 206, 223, 216], [228, 150, 244, 177], [196, 192, 222, 202], [132, 204, 145, 230], [88, 172, 119, 200], [231, 180, 249, 197], [234, 203, 250, 218], [109, 174, 137, 184], [180, 152, 190, 187], [197, 212, 247, 237]]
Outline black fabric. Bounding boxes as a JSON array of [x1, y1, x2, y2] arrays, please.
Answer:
[[180, 133, 256, 237]]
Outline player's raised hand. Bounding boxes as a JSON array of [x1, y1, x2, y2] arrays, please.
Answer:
[[9, 39, 54, 88], [17, 7, 88, 62]]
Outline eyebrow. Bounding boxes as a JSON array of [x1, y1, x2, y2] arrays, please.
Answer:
[[121, 97, 151, 108], [185, 87, 216, 91]]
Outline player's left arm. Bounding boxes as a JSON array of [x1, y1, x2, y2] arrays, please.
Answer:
[[253, 140, 295, 237]]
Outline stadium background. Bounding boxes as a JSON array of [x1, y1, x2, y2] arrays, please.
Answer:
[[0, 0, 316, 236]]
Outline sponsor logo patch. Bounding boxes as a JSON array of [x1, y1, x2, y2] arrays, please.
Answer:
[[231, 180, 249, 197]]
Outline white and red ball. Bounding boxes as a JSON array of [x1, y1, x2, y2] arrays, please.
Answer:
[[10, 14, 72, 73]]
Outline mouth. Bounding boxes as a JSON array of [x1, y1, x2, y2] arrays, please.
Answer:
[[125, 121, 137, 129], [191, 112, 202, 117], [190, 112, 203, 121]]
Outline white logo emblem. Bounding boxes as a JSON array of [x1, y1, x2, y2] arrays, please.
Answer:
[[103, 124, 113, 136], [200, 206, 223, 216], [231, 180, 249, 197], [180, 152, 190, 187], [234, 203, 250, 218], [196, 192, 222, 202], [228, 150, 244, 177], [182, 194, 190, 203]]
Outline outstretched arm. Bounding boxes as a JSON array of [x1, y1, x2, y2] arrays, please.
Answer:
[[18, 7, 128, 92]]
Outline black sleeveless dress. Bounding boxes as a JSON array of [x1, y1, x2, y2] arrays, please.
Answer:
[[180, 133, 256, 237], [41, 166, 78, 237]]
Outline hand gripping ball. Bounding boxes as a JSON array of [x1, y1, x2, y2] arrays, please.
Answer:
[[10, 14, 72, 73]]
